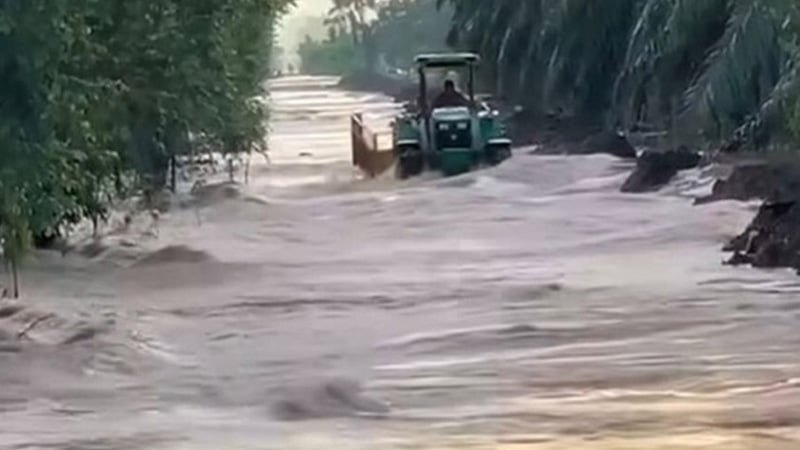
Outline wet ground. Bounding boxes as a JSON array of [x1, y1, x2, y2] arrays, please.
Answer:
[[1, 76, 800, 449]]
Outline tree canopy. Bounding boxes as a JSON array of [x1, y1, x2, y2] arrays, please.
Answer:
[[0, 0, 294, 296], [299, 0, 451, 75], [440, 0, 800, 145]]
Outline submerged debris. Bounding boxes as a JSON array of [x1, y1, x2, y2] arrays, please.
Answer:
[[271, 378, 391, 421]]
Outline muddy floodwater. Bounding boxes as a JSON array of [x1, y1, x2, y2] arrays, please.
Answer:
[[2, 76, 800, 449]]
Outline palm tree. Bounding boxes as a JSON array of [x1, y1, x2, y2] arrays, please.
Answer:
[[439, 0, 799, 146], [325, 0, 379, 69]]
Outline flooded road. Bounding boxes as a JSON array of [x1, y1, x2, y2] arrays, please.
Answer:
[[2, 76, 800, 449]]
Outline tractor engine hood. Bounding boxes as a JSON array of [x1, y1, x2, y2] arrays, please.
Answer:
[[430, 107, 472, 121]]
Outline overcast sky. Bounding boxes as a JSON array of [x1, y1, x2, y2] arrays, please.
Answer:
[[291, 0, 329, 14]]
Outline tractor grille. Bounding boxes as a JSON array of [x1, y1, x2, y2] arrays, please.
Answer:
[[435, 121, 471, 148]]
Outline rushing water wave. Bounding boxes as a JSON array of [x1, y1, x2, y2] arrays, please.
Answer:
[[2, 76, 800, 449]]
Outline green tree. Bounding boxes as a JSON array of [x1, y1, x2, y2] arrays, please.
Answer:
[[372, 0, 451, 69], [440, 0, 799, 147], [322, 0, 379, 71], [1, 0, 294, 297]]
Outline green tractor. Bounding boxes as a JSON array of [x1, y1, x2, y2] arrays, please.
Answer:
[[393, 53, 512, 178]]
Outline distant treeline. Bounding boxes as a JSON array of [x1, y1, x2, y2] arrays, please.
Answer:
[[298, 0, 452, 75]]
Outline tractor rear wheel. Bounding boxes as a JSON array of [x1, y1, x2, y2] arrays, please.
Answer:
[[396, 146, 424, 179], [486, 144, 512, 166]]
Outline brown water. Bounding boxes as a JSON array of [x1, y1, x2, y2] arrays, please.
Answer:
[[2, 76, 800, 450]]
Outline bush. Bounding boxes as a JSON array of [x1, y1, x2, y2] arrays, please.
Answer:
[[298, 34, 360, 75]]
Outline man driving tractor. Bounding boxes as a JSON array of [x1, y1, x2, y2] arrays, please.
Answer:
[[432, 79, 471, 108], [377, 52, 512, 179]]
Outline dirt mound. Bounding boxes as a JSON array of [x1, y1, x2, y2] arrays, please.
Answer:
[[719, 158, 800, 273], [133, 245, 214, 267], [621, 146, 702, 193], [79, 240, 110, 258], [696, 159, 800, 204], [725, 199, 800, 271], [186, 181, 242, 207]]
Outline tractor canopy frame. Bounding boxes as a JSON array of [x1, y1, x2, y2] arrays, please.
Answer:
[[414, 52, 480, 116]]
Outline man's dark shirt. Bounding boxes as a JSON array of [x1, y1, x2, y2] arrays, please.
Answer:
[[432, 90, 471, 109]]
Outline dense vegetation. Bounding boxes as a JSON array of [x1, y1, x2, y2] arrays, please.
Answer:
[[298, 32, 358, 75], [298, 0, 451, 75], [440, 0, 800, 147], [0, 0, 293, 297]]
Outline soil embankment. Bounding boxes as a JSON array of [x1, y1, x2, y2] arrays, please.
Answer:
[[622, 150, 800, 274], [621, 146, 703, 193], [707, 158, 800, 272]]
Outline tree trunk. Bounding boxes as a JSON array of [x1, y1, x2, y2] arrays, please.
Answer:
[[2, 260, 8, 298], [11, 258, 19, 299], [92, 215, 99, 238], [244, 153, 251, 185], [361, 25, 377, 72], [348, 11, 360, 47], [170, 155, 177, 193], [132, 120, 169, 191], [670, 97, 678, 151]]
